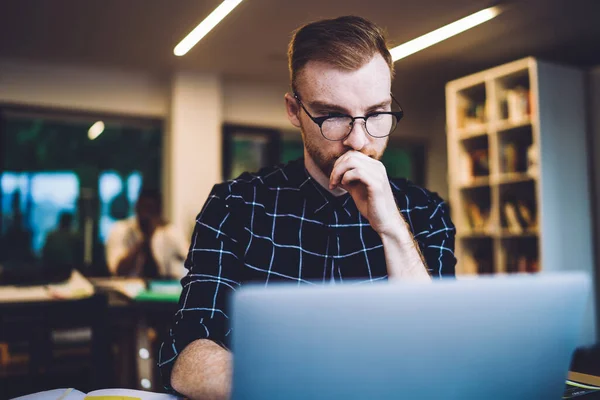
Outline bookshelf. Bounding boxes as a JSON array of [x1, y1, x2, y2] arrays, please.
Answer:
[[446, 57, 594, 281]]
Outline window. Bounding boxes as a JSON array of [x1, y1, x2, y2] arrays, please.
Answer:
[[0, 107, 163, 278]]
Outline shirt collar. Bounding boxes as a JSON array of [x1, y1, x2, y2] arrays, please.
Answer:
[[284, 158, 357, 217]]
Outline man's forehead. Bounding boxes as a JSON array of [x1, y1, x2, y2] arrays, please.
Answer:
[[295, 56, 392, 102]]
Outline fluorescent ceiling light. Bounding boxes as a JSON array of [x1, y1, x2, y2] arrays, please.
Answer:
[[390, 6, 502, 61], [88, 121, 105, 140], [174, 0, 244, 56]]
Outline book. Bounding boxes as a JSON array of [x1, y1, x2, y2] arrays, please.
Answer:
[[464, 201, 492, 233], [0, 270, 94, 303], [90, 277, 146, 299], [12, 388, 179, 400], [502, 143, 518, 173], [506, 86, 530, 123], [504, 202, 523, 234], [470, 148, 490, 177], [563, 373, 600, 399]]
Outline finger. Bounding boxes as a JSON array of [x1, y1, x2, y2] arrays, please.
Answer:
[[331, 150, 382, 189], [340, 167, 377, 188], [330, 156, 361, 189], [339, 168, 362, 188], [332, 149, 363, 170]]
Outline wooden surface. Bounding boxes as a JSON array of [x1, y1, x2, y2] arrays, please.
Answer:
[[569, 371, 600, 386]]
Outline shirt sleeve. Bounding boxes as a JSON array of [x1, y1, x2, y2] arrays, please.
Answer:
[[421, 193, 457, 278], [161, 224, 192, 279], [105, 220, 131, 275], [158, 183, 244, 391]]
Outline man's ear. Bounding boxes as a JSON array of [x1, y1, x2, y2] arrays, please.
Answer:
[[284, 93, 301, 128]]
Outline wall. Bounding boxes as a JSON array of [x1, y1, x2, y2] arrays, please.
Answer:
[[223, 80, 291, 131], [167, 72, 222, 235], [414, 94, 448, 200], [0, 60, 169, 117], [388, 84, 449, 200]]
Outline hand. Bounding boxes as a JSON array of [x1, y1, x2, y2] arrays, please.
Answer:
[[329, 151, 408, 239], [139, 216, 163, 240]]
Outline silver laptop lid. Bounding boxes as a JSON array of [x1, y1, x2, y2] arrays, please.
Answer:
[[231, 273, 590, 400]]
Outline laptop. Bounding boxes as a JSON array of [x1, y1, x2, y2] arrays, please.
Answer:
[[230, 273, 591, 400]]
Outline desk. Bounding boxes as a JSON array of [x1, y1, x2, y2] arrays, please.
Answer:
[[0, 283, 179, 397], [99, 286, 179, 392], [0, 295, 111, 398]]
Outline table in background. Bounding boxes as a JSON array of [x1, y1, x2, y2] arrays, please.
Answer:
[[0, 295, 111, 398], [95, 281, 180, 392], [0, 280, 181, 397]]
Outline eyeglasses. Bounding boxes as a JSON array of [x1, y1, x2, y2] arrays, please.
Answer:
[[293, 92, 404, 141]]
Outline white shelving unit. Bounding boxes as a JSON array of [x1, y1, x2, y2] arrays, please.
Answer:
[[446, 57, 596, 343]]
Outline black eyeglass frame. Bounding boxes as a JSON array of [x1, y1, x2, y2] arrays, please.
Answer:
[[293, 92, 404, 141]]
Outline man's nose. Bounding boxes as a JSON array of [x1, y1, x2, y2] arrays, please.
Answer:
[[342, 119, 368, 151]]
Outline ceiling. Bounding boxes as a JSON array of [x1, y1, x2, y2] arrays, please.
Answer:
[[1, 0, 600, 98]]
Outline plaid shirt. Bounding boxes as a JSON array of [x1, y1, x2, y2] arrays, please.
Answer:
[[159, 158, 456, 388]]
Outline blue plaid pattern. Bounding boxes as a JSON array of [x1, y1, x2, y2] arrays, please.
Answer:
[[158, 158, 456, 388]]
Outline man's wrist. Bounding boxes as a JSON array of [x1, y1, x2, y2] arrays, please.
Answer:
[[377, 211, 412, 243]]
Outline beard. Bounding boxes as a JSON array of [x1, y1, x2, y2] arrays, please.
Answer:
[[301, 125, 386, 178], [303, 132, 342, 178]]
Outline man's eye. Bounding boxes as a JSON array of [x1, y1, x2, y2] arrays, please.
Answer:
[[326, 112, 346, 118]]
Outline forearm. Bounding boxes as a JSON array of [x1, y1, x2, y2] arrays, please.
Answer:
[[171, 339, 232, 400], [115, 252, 139, 276], [115, 242, 145, 276], [380, 216, 431, 282]]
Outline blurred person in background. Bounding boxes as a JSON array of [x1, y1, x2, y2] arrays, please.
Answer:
[[42, 211, 82, 280], [2, 191, 34, 263], [106, 188, 188, 279], [0, 191, 36, 284]]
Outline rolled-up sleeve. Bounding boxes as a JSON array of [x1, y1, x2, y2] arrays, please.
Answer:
[[105, 220, 129, 275], [159, 183, 244, 390], [422, 194, 457, 278]]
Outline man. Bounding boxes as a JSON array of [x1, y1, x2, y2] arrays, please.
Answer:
[[160, 16, 456, 399], [106, 188, 188, 279], [42, 212, 82, 280]]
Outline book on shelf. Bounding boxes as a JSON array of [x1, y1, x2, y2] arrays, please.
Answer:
[[501, 142, 533, 175], [464, 201, 491, 232], [457, 96, 487, 130], [459, 148, 490, 184], [517, 201, 535, 228], [499, 86, 532, 123], [505, 253, 539, 274], [470, 149, 490, 177], [527, 144, 538, 176], [460, 249, 495, 275], [504, 203, 523, 234], [502, 143, 518, 173], [503, 199, 537, 233]]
